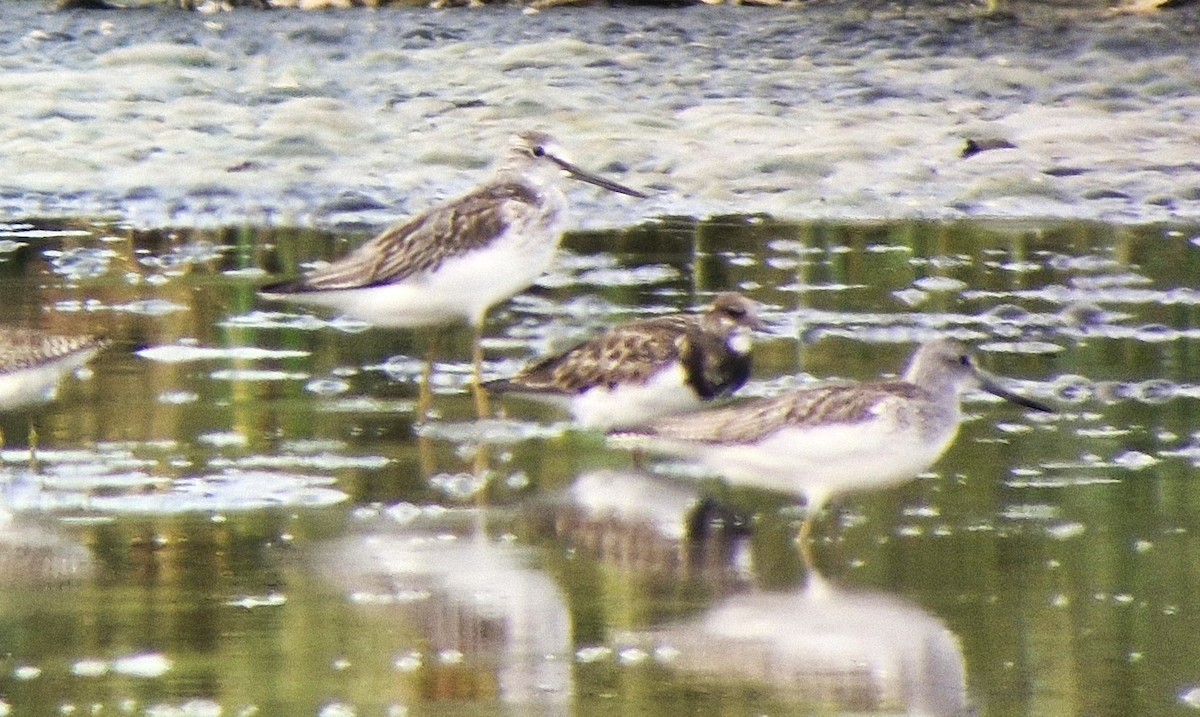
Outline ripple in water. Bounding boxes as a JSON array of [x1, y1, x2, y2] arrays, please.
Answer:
[[912, 276, 969, 293], [210, 368, 308, 382], [137, 344, 311, 363], [222, 311, 371, 333], [45, 247, 116, 281], [209, 454, 391, 471], [81, 470, 350, 514], [415, 418, 567, 445], [140, 240, 227, 271], [54, 298, 188, 316], [1052, 375, 1095, 404], [978, 340, 1063, 355], [429, 472, 488, 500], [306, 378, 352, 396]]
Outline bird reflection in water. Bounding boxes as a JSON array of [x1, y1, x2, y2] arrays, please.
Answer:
[[317, 518, 573, 709], [557, 468, 968, 717]]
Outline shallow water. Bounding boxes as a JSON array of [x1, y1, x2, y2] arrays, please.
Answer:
[[0, 217, 1198, 716], [2, 3, 1200, 714]]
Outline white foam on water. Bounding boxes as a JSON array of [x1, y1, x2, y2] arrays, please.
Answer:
[[0, 7, 1195, 227]]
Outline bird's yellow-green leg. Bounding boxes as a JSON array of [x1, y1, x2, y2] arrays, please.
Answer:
[[416, 333, 440, 424], [471, 322, 491, 419]]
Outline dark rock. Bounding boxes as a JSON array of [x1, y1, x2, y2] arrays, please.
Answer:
[[962, 137, 1016, 158]]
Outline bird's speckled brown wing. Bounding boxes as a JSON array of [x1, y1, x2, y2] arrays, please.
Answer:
[[268, 182, 539, 293], [489, 315, 697, 394], [644, 381, 924, 444], [0, 330, 108, 374]]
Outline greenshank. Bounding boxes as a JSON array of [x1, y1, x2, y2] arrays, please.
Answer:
[[259, 130, 646, 415], [614, 338, 1052, 549], [485, 292, 763, 430]]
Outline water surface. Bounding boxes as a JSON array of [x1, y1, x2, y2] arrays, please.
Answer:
[[0, 217, 1198, 716]]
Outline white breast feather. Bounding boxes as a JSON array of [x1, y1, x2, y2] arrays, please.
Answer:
[[572, 363, 702, 430]]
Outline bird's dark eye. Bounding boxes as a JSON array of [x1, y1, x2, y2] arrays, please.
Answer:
[[532, 145, 546, 157], [725, 306, 746, 318], [958, 354, 972, 367]]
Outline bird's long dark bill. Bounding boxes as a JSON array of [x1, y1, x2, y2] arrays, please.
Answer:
[[550, 155, 649, 198], [980, 376, 1054, 413]]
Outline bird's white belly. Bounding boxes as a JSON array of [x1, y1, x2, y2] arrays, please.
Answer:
[[571, 363, 703, 430], [275, 236, 556, 328], [690, 419, 959, 508], [0, 348, 102, 411]]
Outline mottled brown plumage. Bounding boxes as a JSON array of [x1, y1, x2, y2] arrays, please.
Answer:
[[0, 328, 110, 411], [264, 182, 541, 294], [487, 292, 762, 400], [0, 330, 109, 375], [258, 130, 646, 333], [536, 317, 687, 392], [642, 381, 926, 445]]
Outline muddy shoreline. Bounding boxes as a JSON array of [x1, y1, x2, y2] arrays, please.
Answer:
[[0, 2, 1197, 228]]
